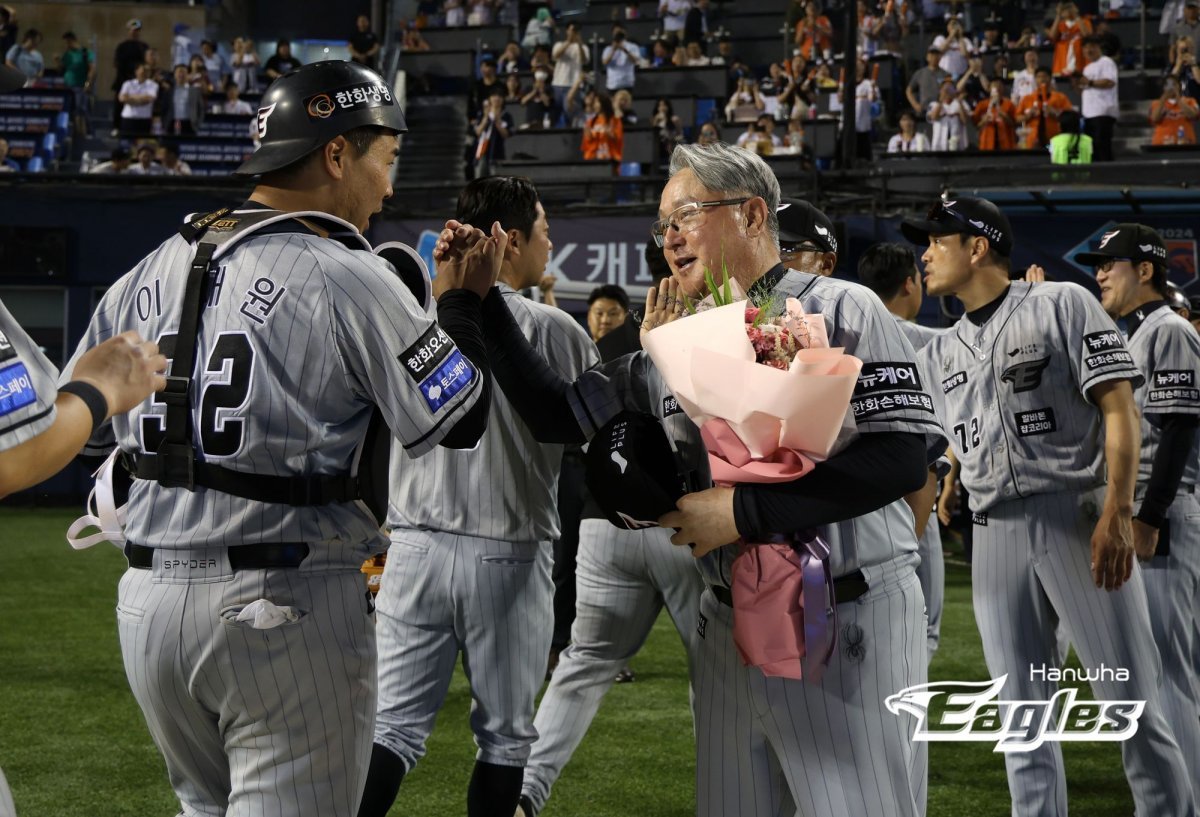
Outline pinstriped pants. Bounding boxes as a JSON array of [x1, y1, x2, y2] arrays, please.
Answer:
[[695, 556, 927, 817], [972, 488, 1195, 817], [521, 520, 705, 813], [116, 554, 377, 817], [916, 512, 944, 660]]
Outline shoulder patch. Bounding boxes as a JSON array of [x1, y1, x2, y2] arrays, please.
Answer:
[[399, 325, 476, 413], [1083, 330, 1123, 354], [0, 362, 38, 417], [662, 395, 684, 418], [1148, 370, 1200, 404]]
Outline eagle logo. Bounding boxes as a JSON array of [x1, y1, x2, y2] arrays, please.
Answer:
[[256, 102, 278, 139], [1001, 355, 1051, 393], [1098, 229, 1122, 248]]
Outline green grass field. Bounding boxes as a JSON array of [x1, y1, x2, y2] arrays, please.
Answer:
[[0, 508, 1135, 816]]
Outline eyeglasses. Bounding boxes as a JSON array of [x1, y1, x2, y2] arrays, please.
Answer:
[[650, 198, 749, 247], [1093, 258, 1130, 274], [780, 242, 825, 260]]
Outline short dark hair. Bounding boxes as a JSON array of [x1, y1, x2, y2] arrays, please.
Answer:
[[1148, 263, 1169, 296], [1082, 34, 1103, 47], [481, 58, 497, 68], [1035, 65, 1051, 77], [174, 63, 189, 72], [857, 243, 918, 300], [456, 175, 540, 241], [587, 284, 630, 310], [23, 28, 40, 42]]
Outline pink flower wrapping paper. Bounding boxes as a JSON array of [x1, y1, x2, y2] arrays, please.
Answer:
[[642, 297, 864, 681]]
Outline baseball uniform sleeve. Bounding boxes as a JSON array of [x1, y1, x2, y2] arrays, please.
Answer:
[[1056, 283, 1144, 396], [325, 253, 484, 459], [1140, 320, 1200, 418], [0, 301, 61, 452]]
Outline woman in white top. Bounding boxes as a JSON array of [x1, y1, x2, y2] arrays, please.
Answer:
[[230, 37, 260, 94], [444, 0, 466, 27], [928, 81, 969, 150], [659, 0, 693, 34], [932, 17, 974, 79], [887, 110, 931, 152], [467, 0, 495, 26]]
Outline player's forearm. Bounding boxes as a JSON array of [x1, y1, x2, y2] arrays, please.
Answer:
[[903, 468, 939, 537], [0, 394, 94, 499], [434, 289, 492, 449], [1096, 381, 1139, 512], [1135, 415, 1198, 528]]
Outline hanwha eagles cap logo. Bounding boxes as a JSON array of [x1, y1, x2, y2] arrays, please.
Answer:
[[306, 93, 335, 119]]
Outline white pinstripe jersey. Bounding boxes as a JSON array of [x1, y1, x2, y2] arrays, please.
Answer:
[[66, 211, 484, 550], [388, 283, 599, 541], [918, 281, 1143, 513], [0, 300, 59, 451], [892, 313, 945, 352], [566, 268, 946, 582], [1125, 304, 1200, 487]]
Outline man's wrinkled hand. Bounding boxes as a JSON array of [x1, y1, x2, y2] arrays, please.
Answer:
[[1090, 507, 1135, 591], [659, 487, 739, 558], [1131, 518, 1159, 563]]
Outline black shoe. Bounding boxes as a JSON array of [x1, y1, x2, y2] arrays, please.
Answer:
[[614, 667, 635, 683], [517, 794, 538, 817]]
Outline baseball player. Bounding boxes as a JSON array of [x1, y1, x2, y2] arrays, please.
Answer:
[[857, 241, 947, 662], [64, 61, 506, 817], [905, 197, 1195, 816], [479, 142, 944, 817], [357, 176, 598, 817], [778, 197, 837, 276], [1076, 223, 1200, 786], [514, 277, 706, 817]]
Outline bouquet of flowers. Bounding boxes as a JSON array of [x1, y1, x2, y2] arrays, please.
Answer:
[[642, 269, 862, 681]]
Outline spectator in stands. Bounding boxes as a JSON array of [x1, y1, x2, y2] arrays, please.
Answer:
[[847, 58, 878, 160], [973, 79, 1018, 150], [444, 0, 466, 27], [118, 62, 158, 136], [171, 23, 192, 72], [660, 0, 693, 36], [1049, 108, 1091, 161], [888, 109, 931, 151], [264, 39, 301, 81], [725, 75, 765, 122], [187, 55, 214, 95], [350, 15, 381, 70], [529, 44, 552, 73], [928, 80, 968, 149], [89, 146, 131, 174], [871, 0, 909, 55], [552, 23, 589, 121], [906, 45, 950, 118], [498, 40, 524, 74], [737, 114, 782, 149], [1017, 66, 1073, 148], [505, 72, 524, 103], [1011, 48, 1040, 106], [230, 37, 260, 93], [472, 88, 512, 176], [603, 25, 641, 93], [587, 285, 630, 342], [651, 97, 683, 160], [785, 0, 808, 37], [165, 64, 205, 135], [467, 0, 497, 26], [1150, 74, 1199, 144], [1169, 34, 1200, 100], [0, 138, 17, 171], [1047, 2, 1091, 77], [59, 32, 95, 138], [521, 68, 555, 127], [782, 118, 810, 155], [127, 143, 164, 175], [1080, 34, 1118, 160], [794, 4, 833, 60], [685, 40, 710, 67], [696, 119, 720, 145], [157, 142, 191, 175], [670, 43, 689, 67], [111, 20, 149, 136], [1011, 25, 1042, 50], [563, 76, 593, 127], [402, 25, 432, 52], [199, 40, 230, 91], [581, 91, 623, 160], [991, 52, 1011, 84], [759, 62, 787, 117], [216, 79, 253, 115], [811, 59, 839, 91], [777, 59, 810, 120], [978, 18, 1005, 54], [684, 0, 710, 49], [956, 53, 990, 108], [4, 28, 41, 82], [613, 88, 637, 124], [650, 37, 672, 68], [473, 58, 501, 114], [0, 7, 16, 59], [1170, 0, 1200, 63], [522, 8, 555, 51], [932, 16, 973, 79]]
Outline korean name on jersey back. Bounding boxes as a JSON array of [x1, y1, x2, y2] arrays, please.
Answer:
[[852, 362, 934, 419], [1149, 370, 1200, 404], [0, 362, 37, 417], [399, 325, 476, 413]]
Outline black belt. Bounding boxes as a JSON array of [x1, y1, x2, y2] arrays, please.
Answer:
[[124, 542, 310, 570], [1184, 484, 1196, 494], [711, 569, 869, 608]]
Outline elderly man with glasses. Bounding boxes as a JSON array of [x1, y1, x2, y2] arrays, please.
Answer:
[[464, 142, 944, 817]]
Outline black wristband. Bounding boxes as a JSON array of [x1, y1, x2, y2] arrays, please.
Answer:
[[59, 380, 109, 432]]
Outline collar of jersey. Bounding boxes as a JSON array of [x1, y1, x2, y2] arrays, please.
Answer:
[[1122, 299, 1168, 339], [226, 201, 371, 254], [965, 282, 1012, 327], [748, 262, 789, 302]]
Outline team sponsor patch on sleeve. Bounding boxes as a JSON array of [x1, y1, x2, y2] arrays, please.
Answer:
[[399, 325, 476, 413], [1082, 330, 1134, 371], [851, 362, 934, 419], [662, 395, 684, 418], [0, 362, 38, 417], [1148, 370, 1200, 404], [1083, 330, 1124, 354], [1015, 407, 1057, 437]]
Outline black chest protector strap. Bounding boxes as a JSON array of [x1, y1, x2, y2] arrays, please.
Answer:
[[131, 207, 386, 521]]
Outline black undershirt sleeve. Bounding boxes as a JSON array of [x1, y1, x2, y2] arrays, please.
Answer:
[[434, 289, 492, 449], [1135, 414, 1199, 529], [480, 287, 588, 444], [734, 431, 929, 539]]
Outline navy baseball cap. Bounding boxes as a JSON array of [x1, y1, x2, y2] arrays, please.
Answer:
[[777, 198, 837, 254], [585, 411, 690, 531], [1075, 223, 1168, 270], [901, 196, 1014, 257]]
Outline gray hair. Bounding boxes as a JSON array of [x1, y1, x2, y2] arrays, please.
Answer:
[[668, 142, 781, 245]]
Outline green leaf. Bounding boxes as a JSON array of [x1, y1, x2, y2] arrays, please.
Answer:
[[721, 255, 732, 304], [703, 265, 720, 303], [682, 291, 697, 314]]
